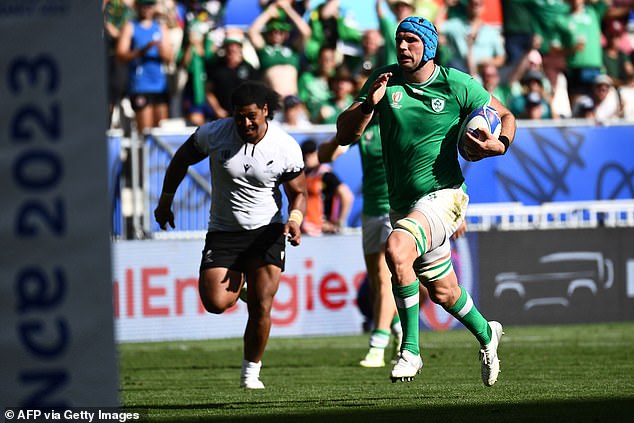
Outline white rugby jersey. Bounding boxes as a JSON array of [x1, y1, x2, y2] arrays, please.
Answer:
[[194, 118, 304, 231]]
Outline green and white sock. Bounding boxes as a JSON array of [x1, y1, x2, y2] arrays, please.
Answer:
[[445, 285, 492, 345], [391, 313, 402, 337], [393, 280, 420, 356], [369, 329, 390, 349]]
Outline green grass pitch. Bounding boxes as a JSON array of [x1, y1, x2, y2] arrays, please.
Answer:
[[119, 322, 634, 422]]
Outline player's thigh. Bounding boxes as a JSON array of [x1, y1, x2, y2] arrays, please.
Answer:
[[199, 266, 243, 310], [244, 263, 281, 313], [387, 211, 432, 260], [411, 187, 469, 244], [198, 230, 250, 308], [243, 223, 286, 310]]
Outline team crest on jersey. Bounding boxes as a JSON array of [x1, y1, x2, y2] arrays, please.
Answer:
[[431, 98, 445, 112], [390, 91, 403, 109]]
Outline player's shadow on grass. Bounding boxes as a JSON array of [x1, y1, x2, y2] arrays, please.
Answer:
[[131, 398, 634, 422]]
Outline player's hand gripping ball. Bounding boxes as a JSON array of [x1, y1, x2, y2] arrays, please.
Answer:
[[458, 105, 502, 161]]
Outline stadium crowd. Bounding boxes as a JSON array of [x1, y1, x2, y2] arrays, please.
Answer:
[[104, 0, 634, 132]]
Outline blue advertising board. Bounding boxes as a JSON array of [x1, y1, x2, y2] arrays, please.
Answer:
[[108, 122, 634, 235], [462, 124, 634, 204]]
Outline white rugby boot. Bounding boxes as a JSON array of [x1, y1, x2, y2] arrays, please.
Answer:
[[360, 347, 386, 368], [390, 350, 423, 382], [240, 360, 265, 389], [480, 321, 504, 387], [240, 377, 265, 389]]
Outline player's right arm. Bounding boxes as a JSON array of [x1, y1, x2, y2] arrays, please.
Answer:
[[154, 132, 207, 230], [335, 71, 392, 146]]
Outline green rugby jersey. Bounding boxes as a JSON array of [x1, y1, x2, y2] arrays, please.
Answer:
[[257, 44, 300, 71], [358, 120, 390, 217], [356, 64, 490, 213]]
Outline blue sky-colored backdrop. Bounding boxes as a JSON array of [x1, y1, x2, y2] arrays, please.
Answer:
[[224, 0, 379, 30]]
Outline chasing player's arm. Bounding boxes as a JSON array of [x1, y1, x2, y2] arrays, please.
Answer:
[[283, 171, 308, 246], [335, 72, 392, 146], [154, 133, 207, 229]]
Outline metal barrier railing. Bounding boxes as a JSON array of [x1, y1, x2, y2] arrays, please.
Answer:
[[466, 200, 634, 231]]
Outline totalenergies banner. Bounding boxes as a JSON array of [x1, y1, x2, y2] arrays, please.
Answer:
[[112, 225, 634, 342], [112, 235, 475, 342]]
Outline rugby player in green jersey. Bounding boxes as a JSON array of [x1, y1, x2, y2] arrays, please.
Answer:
[[335, 16, 516, 386]]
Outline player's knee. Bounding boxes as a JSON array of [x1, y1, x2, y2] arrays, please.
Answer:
[[202, 301, 227, 314], [385, 231, 416, 269], [200, 295, 234, 314], [247, 306, 271, 323], [393, 217, 428, 257]]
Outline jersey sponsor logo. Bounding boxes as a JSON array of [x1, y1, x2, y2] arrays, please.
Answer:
[[431, 98, 445, 112], [390, 91, 403, 109]]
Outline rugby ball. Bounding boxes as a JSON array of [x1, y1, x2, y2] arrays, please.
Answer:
[[458, 105, 502, 161], [461, 105, 502, 140]]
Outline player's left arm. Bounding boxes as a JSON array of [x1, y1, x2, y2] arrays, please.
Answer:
[[283, 171, 308, 246]]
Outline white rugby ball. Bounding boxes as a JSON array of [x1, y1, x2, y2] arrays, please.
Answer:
[[458, 105, 502, 161], [461, 105, 502, 140]]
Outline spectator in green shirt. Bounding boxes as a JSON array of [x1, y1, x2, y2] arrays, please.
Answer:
[[304, 0, 362, 65], [248, 0, 312, 98], [298, 46, 338, 121], [551, 0, 607, 103]]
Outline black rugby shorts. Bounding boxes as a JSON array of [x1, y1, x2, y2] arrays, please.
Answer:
[[200, 223, 286, 272]]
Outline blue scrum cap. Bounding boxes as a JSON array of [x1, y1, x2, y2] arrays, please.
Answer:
[[396, 16, 438, 62]]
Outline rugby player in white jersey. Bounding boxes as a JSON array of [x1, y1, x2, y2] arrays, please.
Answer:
[[154, 81, 307, 389]]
